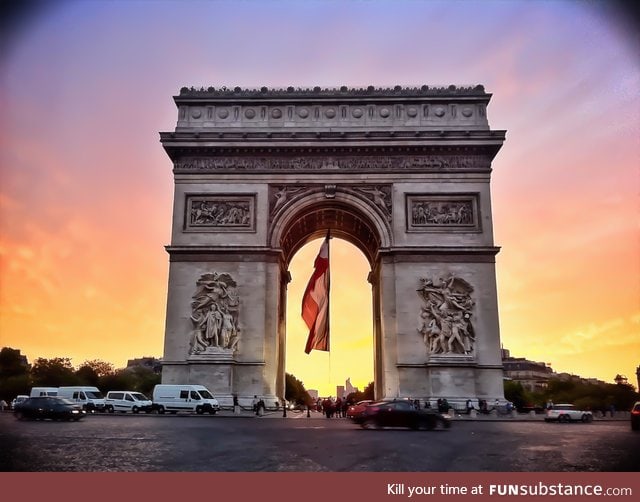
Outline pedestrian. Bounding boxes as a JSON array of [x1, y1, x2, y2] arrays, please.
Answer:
[[466, 399, 474, 414], [0, 399, 7, 412], [252, 395, 259, 414]]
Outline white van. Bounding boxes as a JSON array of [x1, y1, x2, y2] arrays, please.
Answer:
[[57, 386, 106, 412], [105, 391, 153, 414], [152, 384, 220, 415], [29, 387, 58, 397]]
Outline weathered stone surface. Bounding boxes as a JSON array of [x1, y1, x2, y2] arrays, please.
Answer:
[[159, 85, 506, 406]]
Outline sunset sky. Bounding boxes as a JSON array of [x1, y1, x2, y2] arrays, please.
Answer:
[[1, 0, 638, 396]]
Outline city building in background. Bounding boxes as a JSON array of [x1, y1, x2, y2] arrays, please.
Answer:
[[126, 357, 162, 374], [501, 348, 553, 392]]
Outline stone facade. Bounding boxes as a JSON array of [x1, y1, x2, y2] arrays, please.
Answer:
[[160, 85, 506, 408]]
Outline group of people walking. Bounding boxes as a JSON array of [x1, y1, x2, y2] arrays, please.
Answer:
[[319, 397, 349, 418]]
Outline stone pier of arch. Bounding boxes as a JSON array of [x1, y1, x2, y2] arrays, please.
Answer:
[[159, 85, 506, 409]]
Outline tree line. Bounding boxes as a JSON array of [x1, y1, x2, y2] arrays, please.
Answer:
[[0, 346, 361, 405], [0, 347, 160, 401], [504, 377, 639, 413]]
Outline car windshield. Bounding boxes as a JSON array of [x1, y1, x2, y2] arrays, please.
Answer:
[[131, 393, 149, 401], [86, 391, 103, 399], [198, 390, 214, 399]]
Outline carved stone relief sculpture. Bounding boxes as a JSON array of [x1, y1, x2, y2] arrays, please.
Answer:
[[188, 272, 240, 355], [174, 155, 490, 172], [186, 195, 255, 231], [407, 194, 479, 232], [352, 185, 392, 221], [269, 185, 310, 219], [417, 276, 475, 356]]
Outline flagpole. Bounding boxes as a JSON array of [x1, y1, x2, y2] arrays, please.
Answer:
[[326, 229, 331, 353], [327, 229, 331, 394]]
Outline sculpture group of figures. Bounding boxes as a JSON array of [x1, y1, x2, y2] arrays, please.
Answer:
[[189, 272, 240, 354], [190, 200, 251, 226], [417, 276, 475, 355], [411, 201, 473, 226]]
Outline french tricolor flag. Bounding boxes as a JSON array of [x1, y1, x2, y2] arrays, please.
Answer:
[[302, 234, 330, 354]]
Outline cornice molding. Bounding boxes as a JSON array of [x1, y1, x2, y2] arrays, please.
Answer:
[[176, 84, 489, 99]]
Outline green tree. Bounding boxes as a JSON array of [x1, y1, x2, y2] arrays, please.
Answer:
[[98, 367, 160, 396], [30, 357, 79, 387], [0, 347, 30, 378], [543, 377, 639, 413], [285, 373, 311, 405], [0, 347, 31, 401], [346, 381, 374, 403], [504, 380, 529, 410], [76, 360, 115, 386]]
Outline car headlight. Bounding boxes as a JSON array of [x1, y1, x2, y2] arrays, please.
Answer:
[[72, 410, 79, 414]]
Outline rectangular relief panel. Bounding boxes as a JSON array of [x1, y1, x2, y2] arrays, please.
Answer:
[[184, 194, 256, 232], [406, 193, 480, 233]]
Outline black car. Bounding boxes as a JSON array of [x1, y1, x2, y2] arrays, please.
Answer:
[[353, 399, 451, 430], [631, 402, 640, 431], [14, 396, 87, 421]]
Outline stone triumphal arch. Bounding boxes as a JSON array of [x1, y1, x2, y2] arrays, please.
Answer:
[[159, 85, 506, 408]]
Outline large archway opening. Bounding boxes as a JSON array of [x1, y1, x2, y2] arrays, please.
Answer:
[[271, 193, 390, 402], [285, 237, 373, 398]]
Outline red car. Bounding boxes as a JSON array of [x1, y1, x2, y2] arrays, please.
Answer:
[[347, 400, 373, 418], [631, 402, 640, 431]]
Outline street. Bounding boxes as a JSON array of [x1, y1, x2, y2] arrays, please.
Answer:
[[1, 411, 638, 472]]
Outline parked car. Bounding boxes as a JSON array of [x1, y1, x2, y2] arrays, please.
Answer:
[[631, 402, 640, 431], [544, 404, 593, 423], [14, 396, 87, 421], [105, 391, 153, 414], [11, 395, 29, 409], [352, 399, 451, 430], [347, 400, 373, 418]]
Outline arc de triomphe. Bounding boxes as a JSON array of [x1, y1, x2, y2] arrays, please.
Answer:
[[159, 85, 506, 408]]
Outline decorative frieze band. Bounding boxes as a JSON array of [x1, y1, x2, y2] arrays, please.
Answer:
[[406, 194, 480, 232], [175, 155, 490, 172], [185, 194, 255, 232]]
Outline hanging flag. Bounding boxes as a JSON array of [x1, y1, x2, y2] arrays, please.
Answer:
[[302, 234, 330, 354]]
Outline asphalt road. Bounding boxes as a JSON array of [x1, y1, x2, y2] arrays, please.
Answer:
[[1, 412, 638, 472]]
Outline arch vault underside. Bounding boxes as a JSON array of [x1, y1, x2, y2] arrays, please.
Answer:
[[159, 85, 506, 408]]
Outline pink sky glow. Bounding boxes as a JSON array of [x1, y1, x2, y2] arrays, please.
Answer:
[[0, 0, 638, 396]]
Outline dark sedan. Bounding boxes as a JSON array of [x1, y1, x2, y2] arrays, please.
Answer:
[[353, 399, 451, 430], [14, 396, 87, 421]]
